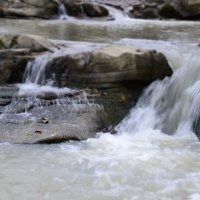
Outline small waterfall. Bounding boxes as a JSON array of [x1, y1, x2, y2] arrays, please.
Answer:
[[80, 4, 85, 16], [59, 3, 68, 20], [23, 55, 51, 85], [104, 5, 130, 20], [117, 52, 200, 136], [0, 53, 95, 124]]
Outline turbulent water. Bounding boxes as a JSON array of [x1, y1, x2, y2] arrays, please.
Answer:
[[1, 8, 200, 200]]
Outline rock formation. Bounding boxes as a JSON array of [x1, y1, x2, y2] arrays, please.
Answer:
[[0, 34, 172, 144]]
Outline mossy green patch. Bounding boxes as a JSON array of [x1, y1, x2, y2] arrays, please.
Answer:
[[0, 39, 5, 49], [10, 35, 19, 48]]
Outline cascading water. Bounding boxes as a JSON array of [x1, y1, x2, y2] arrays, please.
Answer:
[[117, 51, 200, 137], [0, 52, 92, 124], [59, 3, 68, 20], [104, 5, 130, 20], [23, 55, 50, 85]]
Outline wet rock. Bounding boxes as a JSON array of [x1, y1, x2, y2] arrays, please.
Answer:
[[0, 86, 18, 111], [0, 105, 108, 144], [0, 55, 28, 85], [0, 34, 58, 85]]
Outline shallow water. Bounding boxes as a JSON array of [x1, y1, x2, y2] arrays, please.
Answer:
[[1, 132, 200, 200], [0, 18, 200, 43], [1, 15, 200, 200]]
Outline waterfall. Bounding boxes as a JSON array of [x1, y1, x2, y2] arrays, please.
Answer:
[[117, 52, 200, 136], [80, 4, 84, 16], [0, 53, 93, 124], [59, 3, 68, 20], [104, 5, 130, 20], [23, 55, 51, 85]]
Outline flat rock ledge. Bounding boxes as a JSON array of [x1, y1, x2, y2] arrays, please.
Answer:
[[0, 105, 108, 144]]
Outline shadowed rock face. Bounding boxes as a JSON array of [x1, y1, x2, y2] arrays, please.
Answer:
[[132, 0, 200, 20]]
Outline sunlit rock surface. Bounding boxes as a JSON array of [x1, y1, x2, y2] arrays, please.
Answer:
[[53, 45, 172, 87]]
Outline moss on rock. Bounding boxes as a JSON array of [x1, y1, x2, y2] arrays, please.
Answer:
[[0, 39, 5, 49], [10, 35, 19, 48]]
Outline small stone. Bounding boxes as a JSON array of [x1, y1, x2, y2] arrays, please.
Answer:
[[37, 117, 49, 124], [35, 130, 42, 134], [41, 117, 49, 124]]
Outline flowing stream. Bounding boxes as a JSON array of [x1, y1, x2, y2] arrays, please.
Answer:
[[1, 8, 200, 200]]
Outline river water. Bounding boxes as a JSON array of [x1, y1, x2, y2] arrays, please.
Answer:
[[1, 13, 200, 200]]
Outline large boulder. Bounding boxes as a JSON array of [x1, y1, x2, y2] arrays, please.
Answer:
[[51, 45, 172, 88]]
